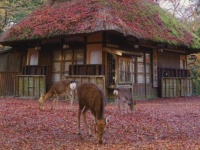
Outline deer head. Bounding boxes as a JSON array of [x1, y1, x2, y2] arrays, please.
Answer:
[[94, 116, 110, 144], [38, 94, 45, 109], [128, 100, 136, 111]]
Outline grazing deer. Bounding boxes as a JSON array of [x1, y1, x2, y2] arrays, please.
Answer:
[[113, 88, 136, 114], [77, 83, 109, 144], [38, 80, 76, 110]]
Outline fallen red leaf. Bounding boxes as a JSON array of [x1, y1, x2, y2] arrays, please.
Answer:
[[0, 96, 199, 149]]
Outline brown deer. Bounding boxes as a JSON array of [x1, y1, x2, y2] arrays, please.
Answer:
[[38, 80, 76, 110], [77, 83, 109, 144], [113, 88, 136, 114]]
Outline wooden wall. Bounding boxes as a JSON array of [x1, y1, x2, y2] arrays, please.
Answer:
[[0, 53, 8, 71], [157, 51, 180, 68], [38, 49, 52, 90], [0, 51, 23, 96], [0, 51, 22, 72], [0, 72, 21, 96]]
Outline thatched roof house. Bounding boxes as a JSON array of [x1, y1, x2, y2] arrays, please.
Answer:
[[0, 0, 199, 49], [0, 0, 200, 99]]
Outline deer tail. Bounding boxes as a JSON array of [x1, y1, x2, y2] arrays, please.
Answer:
[[113, 90, 118, 96], [70, 81, 76, 90]]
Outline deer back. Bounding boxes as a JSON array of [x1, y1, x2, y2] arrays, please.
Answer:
[[114, 88, 135, 111], [38, 80, 76, 109], [77, 83, 108, 144], [49, 80, 68, 95], [77, 83, 106, 119], [114, 88, 131, 101]]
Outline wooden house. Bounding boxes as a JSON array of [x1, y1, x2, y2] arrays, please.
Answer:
[[0, 0, 200, 99]]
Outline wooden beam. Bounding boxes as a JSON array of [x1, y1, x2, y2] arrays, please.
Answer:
[[104, 47, 122, 56], [104, 47, 142, 56]]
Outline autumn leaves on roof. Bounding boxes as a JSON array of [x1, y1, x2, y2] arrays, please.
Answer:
[[0, 0, 199, 49]]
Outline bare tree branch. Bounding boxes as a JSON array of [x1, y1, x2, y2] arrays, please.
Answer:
[[158, 0, 200, 32]]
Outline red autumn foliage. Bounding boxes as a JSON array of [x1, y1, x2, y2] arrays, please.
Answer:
[[0, 0, 195, 47], [0, 96, 200, 149]]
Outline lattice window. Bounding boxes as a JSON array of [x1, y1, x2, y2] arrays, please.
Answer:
[[119, 57, 134, 83]]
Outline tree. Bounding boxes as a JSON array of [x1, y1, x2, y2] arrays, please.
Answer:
[[158, 0, 200, 81], [158, 0, 200, 33], [0, 0, 45, 33]]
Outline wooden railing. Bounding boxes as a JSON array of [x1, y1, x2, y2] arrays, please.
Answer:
[[69, 64, 105, 75], [158, 68, 190, 78], [14, 75, 46, 98], [65, 75, 106, 98], [161, 77, 193, 98], [22, 65, 48, 75]]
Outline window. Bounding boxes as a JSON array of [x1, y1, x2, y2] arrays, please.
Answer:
[[87, 44, 102, 64], [30, 53, 37, 65], [107, 53, 116, 85], [51, 49, 84, 82], [27, 49, 38, 65], [64, 50, 73, 71], [137, 53, 152, 84], [145, 53, 151, 84], [90, 50, 101, 64], [118, 52, 152, 84], [180, 55, 186, 69], [74, 49, 84, 64], [137, 55, 145, 83], [52, 50, 62, 73], [119, 57, 134, 83]]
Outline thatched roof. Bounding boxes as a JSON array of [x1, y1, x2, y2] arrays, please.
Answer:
[[0, 0, 200, 49]]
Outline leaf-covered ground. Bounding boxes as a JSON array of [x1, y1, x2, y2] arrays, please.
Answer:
[[0, 96, 200, 150]]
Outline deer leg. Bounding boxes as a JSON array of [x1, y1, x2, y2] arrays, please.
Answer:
[[51, 95, 55, 110], [78, 105, 86, 135], [66, 91, 74, 111], [125, 102, 128, 114], [119, 100, 123, 114], [78, 108, 81, 135], [123, 102, 128, 114], [69, 90, 74, 111], [82, 107, 91, 136], [55, 95, 58, 109], [51, 94, 58, 110], [64, 92, 67, 100], [91, 112, 97, 139], [114, 96, 118, 113], [55, 95, 58, 110]]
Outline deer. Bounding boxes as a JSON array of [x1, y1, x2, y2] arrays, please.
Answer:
[[113, 88, 136, 114], [77, 83, 109, 144], [38, 80, 76, 110]]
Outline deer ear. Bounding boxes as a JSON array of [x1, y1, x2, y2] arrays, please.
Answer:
[[105, 115, 110, 124]]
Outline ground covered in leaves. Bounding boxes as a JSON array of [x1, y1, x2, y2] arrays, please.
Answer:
[[0, 96, 200, 150]]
